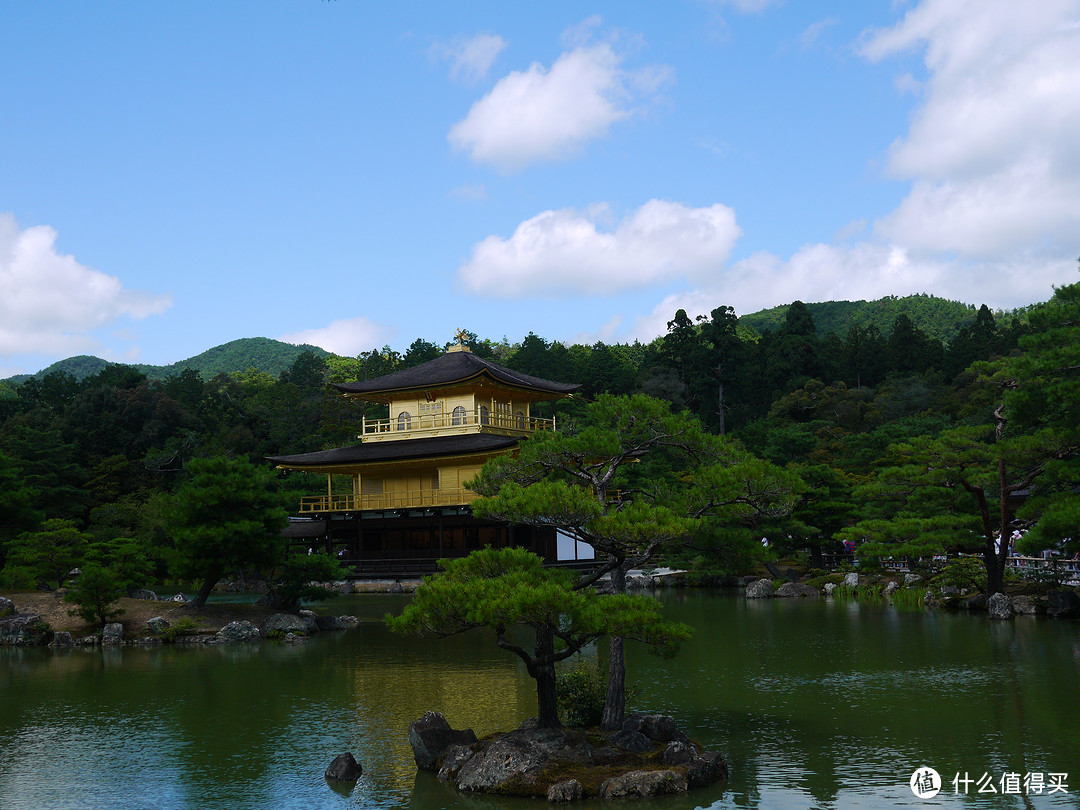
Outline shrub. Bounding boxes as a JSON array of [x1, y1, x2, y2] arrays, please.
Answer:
[[557, 661, 608, 729], [159, 617, 203, 642], [0, 564, 37, 591], [261, 552, 344, 611], [931, 557, 986, 593], [64, 564, 125, 626]]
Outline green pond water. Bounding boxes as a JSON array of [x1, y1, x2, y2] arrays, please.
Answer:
[[1, 590, 1078, 809]]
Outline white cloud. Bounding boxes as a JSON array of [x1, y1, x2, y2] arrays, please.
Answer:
[[448, 29, 673, 172], [279, 316, 385, 356], [583, 0, 1080, 347], [621, 241, 1074, 344], [432, 33, 507, 83], [800, 17, 839, 49], [859, 0, 1080, 258], [0, 214, 171, 358], [459, 199, 741, 298]]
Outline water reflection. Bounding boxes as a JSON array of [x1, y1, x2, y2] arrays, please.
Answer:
[[1, 592, 1078, 809]]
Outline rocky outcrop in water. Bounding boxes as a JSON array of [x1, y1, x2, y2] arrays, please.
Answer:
[[0, 596, 17, 617], [102, 623, 124, 646], [314, 614, 360, 631], [988, 593, 1014, 620], [744, 579, 774, 599], [0, 613, 50, 646], [324, 752, 362, 782], [775, 582, 820, 599], [215, 620, 261, 643], [409, 711, 478, 771], [409, 711, 727, 800], [266, 613, 309, 635]]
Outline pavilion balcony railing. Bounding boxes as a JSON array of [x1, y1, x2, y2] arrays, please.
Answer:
[[298, 487, 478, 514], [361, 409, 554, 438]]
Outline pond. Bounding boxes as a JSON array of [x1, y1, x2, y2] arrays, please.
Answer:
[[1, 590, 1078, 809]]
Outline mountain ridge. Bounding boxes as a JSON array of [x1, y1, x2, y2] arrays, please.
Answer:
[[5, 293, 1012, 383]]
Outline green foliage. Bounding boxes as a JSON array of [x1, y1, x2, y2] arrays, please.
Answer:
[[557, 661, 609, 728], [931, 557, 987, 592], [0, 565, 36, 590], [64, 563, 125, 626], [387, 548, 691, 728], [5, 518, 91, 589], [738, 294, 982, 346], [889, 588, 926, 610], [86, 537, 153, 594], [673, 526, 766, 579], [158, 616, 203, 641], [266, 552, 344, 611], [0, 285, 1074, 616], [148, 338, 332, 381], [167, 456, 289, 608]]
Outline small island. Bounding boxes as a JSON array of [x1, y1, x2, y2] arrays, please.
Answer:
[[407, 710, 727, 801]]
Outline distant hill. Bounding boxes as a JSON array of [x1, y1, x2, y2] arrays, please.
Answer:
[[6, 338, 331, 384], [2, 295, 1008, 385], [737, 294, 985, 344], [141, 337, 331, 381]]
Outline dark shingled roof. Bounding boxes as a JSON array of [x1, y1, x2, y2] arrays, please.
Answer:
[[332, 350, 580, 398], [268, 432, 521, 469]]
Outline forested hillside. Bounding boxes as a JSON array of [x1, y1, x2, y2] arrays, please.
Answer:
[[1, 284, 1075, 594], [737, 294, 995, 344], [6, 338, 331, 384], [5, 294, 992, 386]]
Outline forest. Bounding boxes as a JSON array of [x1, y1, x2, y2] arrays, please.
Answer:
[[0, 285, 1077, 597]]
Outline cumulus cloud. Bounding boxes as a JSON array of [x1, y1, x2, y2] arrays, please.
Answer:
[[448, 26, 673, 172], [431, 33, 507, 83], [860, 0, 1080, 258], [578, 0, 1080, 347], [0, 214, 171, 358], [459, 199, 741, 298], [279, 316, 385, 356], [620, 241, 1074, 345]]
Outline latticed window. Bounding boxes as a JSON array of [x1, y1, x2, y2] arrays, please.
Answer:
[[397, 411, 412, 430], [515, 411, 526, 429], [451, 406, 467, 425], [479, 405, 490, 425]]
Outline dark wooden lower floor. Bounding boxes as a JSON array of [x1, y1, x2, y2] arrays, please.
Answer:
[[284, 507, 557, 579]]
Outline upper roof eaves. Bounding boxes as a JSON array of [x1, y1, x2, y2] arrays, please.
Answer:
[[331, 350, 580, 398]]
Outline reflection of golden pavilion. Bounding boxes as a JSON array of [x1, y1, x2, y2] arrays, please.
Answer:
[[268, 338, 579, 576]]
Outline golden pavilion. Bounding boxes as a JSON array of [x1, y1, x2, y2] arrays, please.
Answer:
[[268, 336, 580, 576]]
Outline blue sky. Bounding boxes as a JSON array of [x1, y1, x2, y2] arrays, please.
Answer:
[[2, 1, 1079, 377]]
